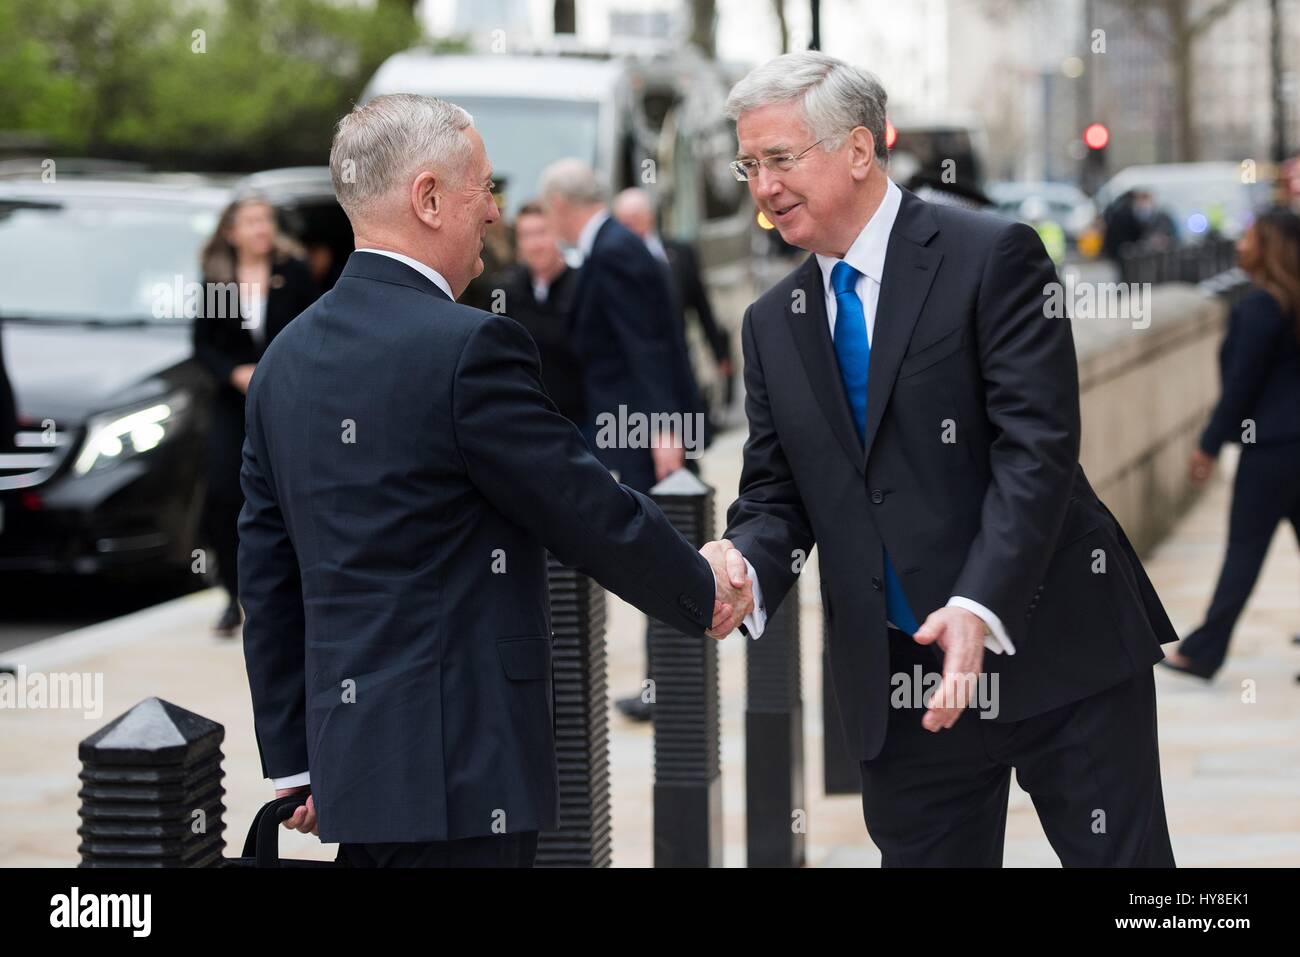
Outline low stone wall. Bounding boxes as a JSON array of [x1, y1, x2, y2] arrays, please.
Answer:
[[1076, 284, 1228, 554]]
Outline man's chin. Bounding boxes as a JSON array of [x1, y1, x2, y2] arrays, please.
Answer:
[[775, 224, 811, 251]]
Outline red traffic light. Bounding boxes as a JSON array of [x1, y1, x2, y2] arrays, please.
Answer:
[[1083, 122, 1110, 150]]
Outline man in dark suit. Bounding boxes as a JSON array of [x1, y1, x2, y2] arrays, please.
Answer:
[[613, 187, 734, 424], [498, 201, 584, 425], [706, 52, 1177, 866], [238, 94, 752, 868], [540, 161, 712, 722], [538, 159, 704, 494]]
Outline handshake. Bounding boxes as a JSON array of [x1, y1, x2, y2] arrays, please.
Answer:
[[700, 539, 754, 639]]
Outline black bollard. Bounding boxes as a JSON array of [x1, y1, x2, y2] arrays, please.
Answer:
[[78, 697, 226, 867], [822, 602, 861, 796], [745, 588, 805, 867], [649, 469, 722, 867], [537, 557, 612, 868]]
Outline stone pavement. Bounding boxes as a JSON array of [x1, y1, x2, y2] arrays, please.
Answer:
[[1, 439, 1296, 867]]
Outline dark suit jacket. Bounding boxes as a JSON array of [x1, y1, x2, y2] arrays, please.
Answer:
[[238, 250, 715, 844], [1199, 287, 1300, 454], [663, 238, 729, 365], [724, 187, 1177, 762], [571, 217, 697, 492], [499, 264, 584, 424], [192, 256, 319, 499]]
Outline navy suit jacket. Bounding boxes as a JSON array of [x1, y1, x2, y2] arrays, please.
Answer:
[[571, 218, 697, 491], [724, 188, 1178, 762], [238, 250, 715, 843], [1199, 287, 1300, 454]]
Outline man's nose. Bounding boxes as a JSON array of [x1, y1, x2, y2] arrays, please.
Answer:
[[751, 164, 783, 199], [486, 201, 501, 225]]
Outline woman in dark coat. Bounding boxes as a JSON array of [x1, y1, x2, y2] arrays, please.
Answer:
[[194, 193, 319, 636], [1162, 209, 1300, 679]]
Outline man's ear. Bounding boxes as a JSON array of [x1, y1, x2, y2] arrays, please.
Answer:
[[849, 127, 875, 181], [412, 170, 440, 227]]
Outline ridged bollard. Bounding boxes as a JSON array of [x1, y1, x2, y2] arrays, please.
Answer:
[[745, 588, 805, 866], [537, 556, 611, 867], [822, 602, 861, 795], [78, 697, 226, 867], [649, 469, 722, 867]]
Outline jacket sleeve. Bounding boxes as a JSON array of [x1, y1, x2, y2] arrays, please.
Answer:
[[598, 253, 682, 418], [722, 304, 816, 618], [1199, 293, 1287, 455], [192, 273, 239, 386], [453, 313, 715, 636], [237, 383, 309, 780], [948, 222, 1081, 638], [679, 243, 728, 362]]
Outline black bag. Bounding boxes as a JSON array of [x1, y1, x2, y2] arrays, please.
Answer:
[[224, 792, 340, 868]]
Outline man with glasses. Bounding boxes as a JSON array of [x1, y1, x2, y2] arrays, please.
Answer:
[[702, 52, 1178, 866]]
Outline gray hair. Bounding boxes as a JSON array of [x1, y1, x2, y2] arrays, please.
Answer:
[[724, 51, 889, 162], [538, 158, 609, 207], [329, 94, 474, 220]]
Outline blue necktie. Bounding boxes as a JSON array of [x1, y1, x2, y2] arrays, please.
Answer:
[[830, 261, 919, 635]]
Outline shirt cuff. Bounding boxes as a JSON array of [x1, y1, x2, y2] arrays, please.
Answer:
[[738, 557, 767, 639], [272, 771, 311, 789], [946, 596, 1016, 655]]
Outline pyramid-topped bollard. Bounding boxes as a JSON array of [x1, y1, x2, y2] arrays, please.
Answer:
[[77, 697, 227, 867], [537, 555, 611, 867], [649, 468, 721, 867]]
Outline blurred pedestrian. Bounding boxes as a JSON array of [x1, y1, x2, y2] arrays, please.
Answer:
[[499, 201, 584, 425], [540, 159, 699, 722], [613, 187, 732, 427], [1164, 210, 1300, 679], [194, 194, 319, 637]]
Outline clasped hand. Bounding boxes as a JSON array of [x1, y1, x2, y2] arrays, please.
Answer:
[[700, 538, 753, 639]]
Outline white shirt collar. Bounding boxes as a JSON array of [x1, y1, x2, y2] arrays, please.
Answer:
[[815, 177, 902, 294], [355, 248, 455, 301], [645, 231, 669, 264], [576, 208, 610, 259]]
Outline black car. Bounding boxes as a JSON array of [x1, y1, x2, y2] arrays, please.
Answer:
[[0, 171, 354, 582]]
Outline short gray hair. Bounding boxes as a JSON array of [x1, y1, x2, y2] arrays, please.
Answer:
[[538, 158, 609, 207], [724, 51, 889, 162], [329, 94, 474, 220]]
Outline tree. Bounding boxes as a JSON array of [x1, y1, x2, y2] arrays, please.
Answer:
[[0, 0, 422, 170], [1104, 0, 1247, 161]]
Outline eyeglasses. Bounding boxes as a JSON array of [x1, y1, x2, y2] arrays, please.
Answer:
[[729, 139, 825, 182]]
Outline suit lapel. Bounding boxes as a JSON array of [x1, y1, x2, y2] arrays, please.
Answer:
[[860, 191, 942, 468], [786, 255, 866, 475]]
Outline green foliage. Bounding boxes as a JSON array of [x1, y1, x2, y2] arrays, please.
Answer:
[[0, 0, 443, 169]]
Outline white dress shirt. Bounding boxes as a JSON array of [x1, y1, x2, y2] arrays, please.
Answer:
[[739, 178, 1015, 656], [269, 248, 456, 791], [576, 208, 610, 260], [354, 248, 455, 301]]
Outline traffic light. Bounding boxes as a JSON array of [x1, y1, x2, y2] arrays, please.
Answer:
[[1082, 122, 1109, 193]]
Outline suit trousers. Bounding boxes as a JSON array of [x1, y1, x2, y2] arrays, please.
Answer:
[[858, 627, 1175, 867], [1179, 440, 1300, 674], [336, 830, 539, 868]]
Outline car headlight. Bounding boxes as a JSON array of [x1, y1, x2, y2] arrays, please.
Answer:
[[73, 392, 192, 476]]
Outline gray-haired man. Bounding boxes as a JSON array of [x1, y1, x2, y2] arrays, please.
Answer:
[[703, 52, 1177, 866]]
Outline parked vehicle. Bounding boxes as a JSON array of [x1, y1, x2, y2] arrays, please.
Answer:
[[988, 180, 1099, 246], [0, 169, 350, 581], [1094, 161, 1271, 244]]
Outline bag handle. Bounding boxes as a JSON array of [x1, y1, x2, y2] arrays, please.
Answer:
[[241, 792, 312, 868]]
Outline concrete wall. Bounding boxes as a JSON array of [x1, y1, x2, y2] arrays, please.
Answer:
[[1076, 284, 1228, 555]]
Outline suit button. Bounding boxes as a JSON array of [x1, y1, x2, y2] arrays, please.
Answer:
[[870, 489, 884, 504], [871, 577, 882, 591]]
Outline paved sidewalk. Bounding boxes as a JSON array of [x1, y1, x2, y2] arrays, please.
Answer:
[[1, 441, 1295, 867]]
